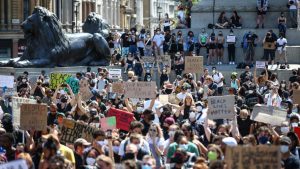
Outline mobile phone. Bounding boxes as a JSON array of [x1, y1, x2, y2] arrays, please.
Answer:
[[106, 129, 112, 139]]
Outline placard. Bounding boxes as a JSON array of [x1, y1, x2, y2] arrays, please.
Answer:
[[112, 82, 124, 94], [225, 146, 281, 169], [60, 119, 98, 143], [107, 108, 135, 131], [0, 75, 14, 88], [66, 77, 79, 94], [49, 73, 72, 89], [184, 56, 203, 73], [20, 103, 47, 131], [12, 97, 37, 126], [293, 89, 300, 104], [124, 82, 156, 99], [0, 159, 28, 169], [142, 57, 155, 63], [159, 95, 169, 105], [79, 78, 93, 101], [109, 69, 122, 79], [207, 95, 235, 119], [226, 35, 236, 43], [256, 61, 266, 69], [157, 55, 171, 66], [250, 104, 287, 126], [100, 116, 116, 131]]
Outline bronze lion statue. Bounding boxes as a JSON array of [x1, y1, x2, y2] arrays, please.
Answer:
[[82, 12, 110, 38], [1, 6, 110, 67]]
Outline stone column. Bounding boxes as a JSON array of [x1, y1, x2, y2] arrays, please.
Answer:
[[82, 1, 86, 21], [136, 0, 143, 27], [7, 0, 11, 30], [116, 0, 120, 27], [0, 0, 4, 30], [12, 39, 18, 58]]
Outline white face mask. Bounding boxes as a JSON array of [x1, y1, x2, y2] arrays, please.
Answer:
[[168, 131, 175, 137], [137, 107, 143, 113], [212, 70, 216, 74], [189, 112, 196, 122], [291, 122, 299, 127], [281, 127, 290, 135], [179, 144, 188, 151], [280, 145, 289, 153], [113, 146, 119, 153], [86, 157, 96, 165], [281, 84, 286, 88], [248, 90, 253, 94]]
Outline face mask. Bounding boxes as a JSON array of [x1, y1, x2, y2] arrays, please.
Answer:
[[248, 90, 253, 94], [168, 131, 175, 137], [280, 145, 289, 153], [240, 117, 247, 121], [147, 78, 151, 82], [165, 89, 173, 94], [146, 69, 150, 73], [97, 140, 107, 147], [22, 79, 26, 83], [212, 70, 216, 74], [142, 165, 152, 169], [113, 146, 119, 154], [207, 151, 218, 161], [61, 97, 68, 103], [160, 108, 164, 113], [187, 89, 191, 93], [86, 157, 96, 165], [179, 144, 188, 151], [281, 127, 290, 134], [258, 136, 269, 144], [137, 107, 143, 113], [291, 122, 299, 127], [281, 84, 286, 88], [189, 112, 196, 122]]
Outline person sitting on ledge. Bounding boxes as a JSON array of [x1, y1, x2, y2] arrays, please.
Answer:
[[215, 11, 229, 29], [230, 11, 242, 28]]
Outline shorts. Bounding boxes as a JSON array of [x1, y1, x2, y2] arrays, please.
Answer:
[[217, 87, 223, 95], [257, 9, 266, 15], [209, 44, 216, 49], [217, 44, 224, 49]]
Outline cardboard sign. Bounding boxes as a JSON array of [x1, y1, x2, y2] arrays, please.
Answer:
[[0, 159, 28, 169], [12, 97, 37, 126], [20, 104, 47, 131], [142, 57, 155, 63], [207, 95, 235, 119], [293, 89, 300, 104], [109, 69, 122, 79], [60, 119, 98, 143], [226, 35, 236, 43], [0, 75, 14, 88], [157, 55, 171, 66], [66, 77, 79, 94], [159, 95, 169, 105], [225, 146, 281, 169], [49, 73, 72, 89], [100, 116, 116, 131], [256, 61, 266, 69], [112, 82, 124, 94], [184, 56, 203, 73], [79, 78, 93, 101], [124, 82, 156, 99], [107, 108, 135, 131], [251, 104, 287, 126]]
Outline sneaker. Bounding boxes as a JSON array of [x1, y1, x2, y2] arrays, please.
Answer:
[[229, 62, 232, 65]]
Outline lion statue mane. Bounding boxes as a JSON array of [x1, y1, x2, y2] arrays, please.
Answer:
[[1, 6, 110, 67], [82, 12, 110, 38]]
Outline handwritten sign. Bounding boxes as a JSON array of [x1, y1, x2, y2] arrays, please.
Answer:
[[256, 61, 266, 69], [79, 78, 93, 101], [0, 159, 28, 169], [124, 82, 156, 99], [66, 77, 79, 94], [184, 56, 203, 73], [250, 104, 287, 126], [159, 95, 169, 105], [157, 55, 171, 66], [225, 146, 281, 169], [112, 82, 124, 94], [207, 95, 235, 119], [226, 35, 236, 43], [100, 116, 116, 131], [60, 119, 98, 143], [107, 108, 135, 131], [20, 104, 47, 131], [12, 97, 37, 126], [109, 69, 122, 79], [293, 89, 300, 104], [49, 73, 72, 89], [0, 75, 14, 88]]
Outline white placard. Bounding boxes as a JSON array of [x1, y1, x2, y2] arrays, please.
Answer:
[[0, 159, 28, 169], [226, 35, 236, 43], [0, 75, 14, 88], [12, 97, 37, 127], [109, 69, 122, 79], [256, 61, 266, 69]]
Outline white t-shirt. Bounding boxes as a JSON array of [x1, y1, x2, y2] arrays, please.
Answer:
[[153, 34, 165, 48], [212, 72, 224, 87], [137, 34, 146, 48], [289, 0, 298, 9], [277, 38, 287, 51], [143, 99, 161, 124], [176, 92, 187, 101], [118, 138, 150, 156]]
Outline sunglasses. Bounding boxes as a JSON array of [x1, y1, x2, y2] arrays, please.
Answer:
[[149, 129, 157, 132]]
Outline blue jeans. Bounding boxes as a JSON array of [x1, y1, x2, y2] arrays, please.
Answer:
[[289, 9, 297, 26], [129, 45, 137, 55]]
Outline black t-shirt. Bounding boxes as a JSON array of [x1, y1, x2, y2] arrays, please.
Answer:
[[121, 33, 130, 47], [246, 34, 258, 43], [230, 16, 240, 25], [290, 75, 299, 84], [283, 154, 300, 169], [141, 119, 150, 136], [106, 36, 114, 48], [237, 116, 253, 137], [208, 83, 218, 96]]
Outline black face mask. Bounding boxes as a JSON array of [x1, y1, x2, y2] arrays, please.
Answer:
[[165, 89, 173, 94], [150, 114, 155, 121], [122, 152, 135, 161], [61, 97, 68, 103]]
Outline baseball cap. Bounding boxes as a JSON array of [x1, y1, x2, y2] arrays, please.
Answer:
[[74, 138, 91, 146], [280, 136, 291, 145], [164, 117, 175, 126]]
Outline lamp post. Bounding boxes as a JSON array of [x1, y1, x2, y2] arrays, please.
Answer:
[[73, 0, 80, 33], [157, 6, 162, 29]]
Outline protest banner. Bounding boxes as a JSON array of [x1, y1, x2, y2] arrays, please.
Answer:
[[20, 103, 47, 131], [66, 77, 79, 94], [157, 55, 171, 66], [79, 78, 93, 101], [256, 61, 266, 69], [107, 108, 134, 131], [184, 56, 203, 73], [60, 119, 98, 143], [100, 116, 116, 131], [0, 75, 14, 88], [207, 95, 235, 119], [142, 57, 155, 63], [109, 69, 122, 79], [12, 97, 37, 126], [49, 73, 72, 89], [0, 159, 28, 169], [294, 127, 300, 140], [293, 89, 300, 104], [124, 82, 156, 99], [225, 145, 281, 169], [159, 95, 169, 105], [112, 82, 124, 94], [250, 104, 287, 126]]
